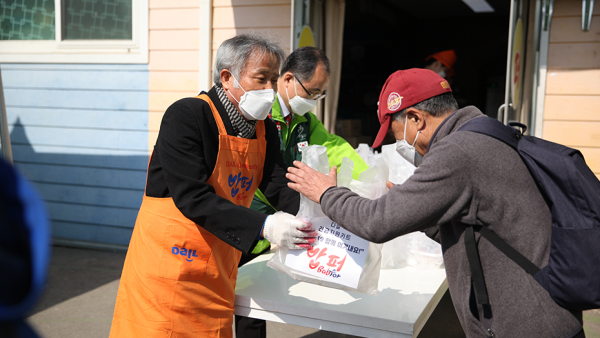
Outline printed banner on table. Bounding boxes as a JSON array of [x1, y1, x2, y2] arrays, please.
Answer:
[[285, 216, 369, 289]]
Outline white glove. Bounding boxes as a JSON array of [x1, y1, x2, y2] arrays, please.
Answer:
[[263, 211, 316, 250]]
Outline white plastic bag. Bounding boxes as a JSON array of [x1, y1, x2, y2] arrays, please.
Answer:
[[381, 143, 415, 185], [380, 143, 417, 269], [380, 232, 444, 270], [337, 156, 388, 200], [380, 234, 411, 269], [267, 145, 382, 295], [295, 145, 328, 218], [355, 143, 382, 167], [405, 232, 444, 269], [378, 145, 444, 270]]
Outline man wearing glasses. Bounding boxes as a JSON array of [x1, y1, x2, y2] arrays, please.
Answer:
[[235, 46, 369, 338]]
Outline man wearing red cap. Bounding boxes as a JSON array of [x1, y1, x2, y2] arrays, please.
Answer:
[[285, 68, 584, 337], [424, 49, 456, 79]]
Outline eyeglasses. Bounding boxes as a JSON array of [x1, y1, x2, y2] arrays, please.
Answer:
[[294, 74, 327, 100]]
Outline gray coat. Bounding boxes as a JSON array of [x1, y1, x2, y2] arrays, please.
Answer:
[[320, 107, 583, 337]]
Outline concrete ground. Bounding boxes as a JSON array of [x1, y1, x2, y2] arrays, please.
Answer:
[[25, 246, 369, 338], [25, 246, 600, 338]]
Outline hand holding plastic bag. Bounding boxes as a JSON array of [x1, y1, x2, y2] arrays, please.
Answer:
[[263, 211, 318, 250], [268, 145, 383, 295]]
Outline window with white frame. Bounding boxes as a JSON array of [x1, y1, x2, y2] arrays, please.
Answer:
[[0, 0, 148, 63]]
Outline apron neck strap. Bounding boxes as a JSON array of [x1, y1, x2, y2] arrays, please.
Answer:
[[255, 116, 265, 141], [196, 94, 228, 136]]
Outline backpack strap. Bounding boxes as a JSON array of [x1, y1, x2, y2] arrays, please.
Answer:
[[459, 117, 543, 275], [464, 225, 489, 305], [458, 116, 522, 150], [469, 225, 542, 277], [465, 225, 494, 332], [464, 223, 543, 331], [460, 117, 543, 329]]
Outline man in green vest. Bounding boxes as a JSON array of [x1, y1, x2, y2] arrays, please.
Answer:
[[235, 46, 369, 338]]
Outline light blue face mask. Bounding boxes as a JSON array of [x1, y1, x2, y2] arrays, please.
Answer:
[[395, 115, 423, 167]]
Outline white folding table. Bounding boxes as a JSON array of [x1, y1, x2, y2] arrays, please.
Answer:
[[234, 251, 447, 338]]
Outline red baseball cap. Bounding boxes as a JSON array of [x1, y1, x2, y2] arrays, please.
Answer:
[[372, 68, 452, 149]]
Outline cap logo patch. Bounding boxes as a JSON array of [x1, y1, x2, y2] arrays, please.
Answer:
[[441, 81, 450, 89], [387, 92, 403, 111]]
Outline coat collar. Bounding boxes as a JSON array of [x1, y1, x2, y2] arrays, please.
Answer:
[[426, 106, 485, 152]]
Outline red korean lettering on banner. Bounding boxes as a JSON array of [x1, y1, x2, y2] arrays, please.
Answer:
[[307, 247, 347, 272], [326, 254, 347, 271], [307, 247, 328, 269]]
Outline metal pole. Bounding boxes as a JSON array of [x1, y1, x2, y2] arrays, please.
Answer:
[[502, 0, 517, 124], [0, 66, 13, 164], [583, 0, 594, 31]]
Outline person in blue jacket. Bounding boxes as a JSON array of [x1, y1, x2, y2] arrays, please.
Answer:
[[0, 158, 50, 338]]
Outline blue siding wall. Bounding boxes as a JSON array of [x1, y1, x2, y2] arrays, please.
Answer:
[[1, 63, 149, 247]]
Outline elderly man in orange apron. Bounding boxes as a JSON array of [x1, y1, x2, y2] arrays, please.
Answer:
[[109, 35, 317, 338]]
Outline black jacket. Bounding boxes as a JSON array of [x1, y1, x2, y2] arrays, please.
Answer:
[[146, 87, 299, 254]]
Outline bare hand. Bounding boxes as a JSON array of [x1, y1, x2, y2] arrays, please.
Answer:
[[287, 161, 337, 204], [386, 181, 395, 189]]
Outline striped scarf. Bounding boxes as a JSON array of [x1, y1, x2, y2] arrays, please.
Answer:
[[215, 84, 257, 139]]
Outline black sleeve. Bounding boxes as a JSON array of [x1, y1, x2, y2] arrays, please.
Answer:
[[258, 118, 300, 215], [155, 99, 267, 254]]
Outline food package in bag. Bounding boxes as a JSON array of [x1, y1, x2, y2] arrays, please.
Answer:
[[267, 145, 383, 295], [405, 232, 444, 270], [380, 232, 444, 270], [380, 234, 411, 269]]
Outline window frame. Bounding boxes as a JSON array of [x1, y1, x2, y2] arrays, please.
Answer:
[[292, 0, 323, 49], [0, 0, 148, 64]]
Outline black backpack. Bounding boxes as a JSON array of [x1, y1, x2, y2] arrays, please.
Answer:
[[458, 116, 600, 311]]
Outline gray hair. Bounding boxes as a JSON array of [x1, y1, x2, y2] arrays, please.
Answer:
[[213, 34, 286, 85], [392, 93, 458, 122]]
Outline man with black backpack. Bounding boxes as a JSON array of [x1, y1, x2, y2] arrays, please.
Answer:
[[285, 68, 590, 337]]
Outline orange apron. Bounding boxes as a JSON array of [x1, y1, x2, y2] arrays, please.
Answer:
[[110, 94, 266, 338]]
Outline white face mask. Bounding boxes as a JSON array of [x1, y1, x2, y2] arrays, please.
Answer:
[[396, 115, 423, 167], [227, 74, 275, 121], [286, 77, 317, 116], [438, 70, 447, 78]]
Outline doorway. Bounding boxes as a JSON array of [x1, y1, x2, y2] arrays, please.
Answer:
[[337, 0, 511, 148]]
